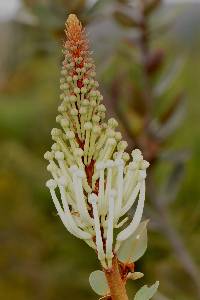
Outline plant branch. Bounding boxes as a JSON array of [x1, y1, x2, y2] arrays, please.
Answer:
[[104, 256, 129, 300]]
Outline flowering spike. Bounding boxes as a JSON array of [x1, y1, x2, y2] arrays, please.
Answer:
[[45, 14, 149, 269]]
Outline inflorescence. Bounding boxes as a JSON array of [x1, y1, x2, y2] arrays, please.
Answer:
[[45, 14, 149, 269]]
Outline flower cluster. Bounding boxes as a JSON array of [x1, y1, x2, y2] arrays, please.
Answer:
[[45, 14, 149, 269]]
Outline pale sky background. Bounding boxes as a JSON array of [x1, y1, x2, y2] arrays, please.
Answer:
[[0, 0, 199, 22], [0, 0, 21, 22]]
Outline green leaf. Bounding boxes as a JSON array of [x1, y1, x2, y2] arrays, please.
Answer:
[[154, 58, 184, 98], [134, 281, 159, 300], [117, 221, 148, 263], [158, 161, 186, 206], [113, 11, 139, 28], [89, 270, 109, 296], [144, 0, 161, 15], [86, 0, 108, 16], [156, 94, 186, 141]]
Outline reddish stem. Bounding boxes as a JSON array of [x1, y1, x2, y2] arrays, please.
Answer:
[[104, 257, 129, 300]]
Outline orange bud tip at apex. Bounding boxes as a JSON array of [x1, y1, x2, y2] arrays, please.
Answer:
[[66, 14, 82, 28]]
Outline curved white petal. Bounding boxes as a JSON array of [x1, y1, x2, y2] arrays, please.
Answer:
[[116, 180, 146, 242]]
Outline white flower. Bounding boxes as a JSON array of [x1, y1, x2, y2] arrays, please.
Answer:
[[45, 148, 149, 268], [45, 14, 149, 269]]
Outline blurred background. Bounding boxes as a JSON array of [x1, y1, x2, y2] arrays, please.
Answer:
[[0, 0, 200, 299]]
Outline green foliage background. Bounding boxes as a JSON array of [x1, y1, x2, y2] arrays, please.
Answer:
[[0, 1, 200, 299]]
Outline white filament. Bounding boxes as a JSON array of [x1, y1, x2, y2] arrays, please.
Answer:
[[89, 193, 107, 268], [46, 148, 148, 269], [106, 190, 115, 268], [72, 169, 94, 226], [49, 185, 91, 240], [116, 180, 146, 242]]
